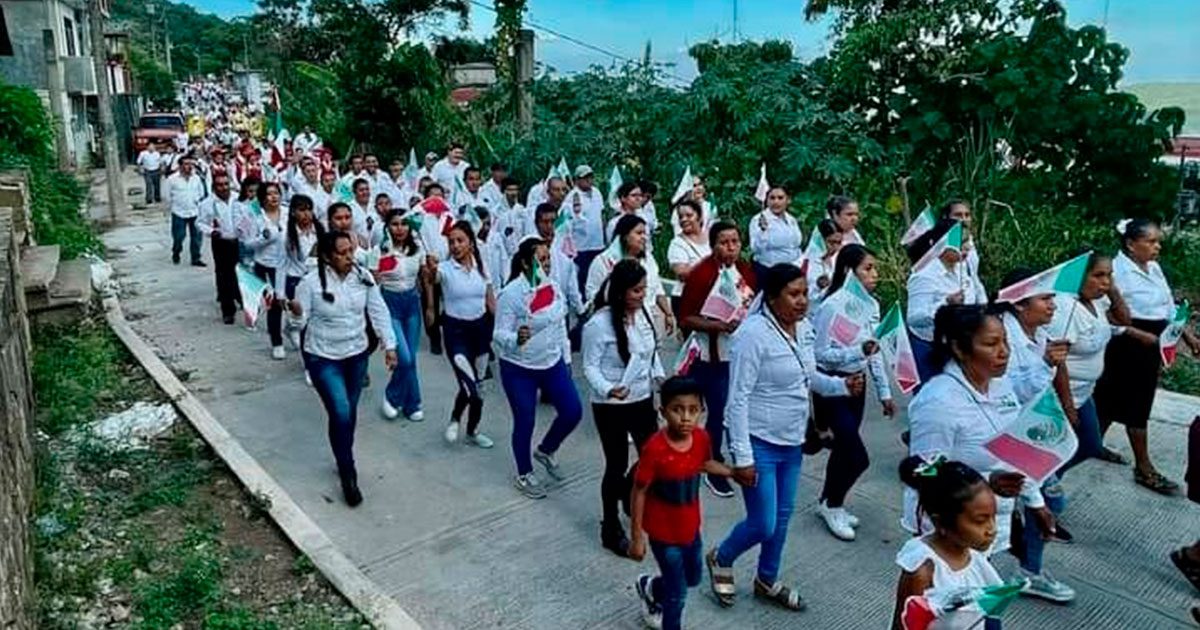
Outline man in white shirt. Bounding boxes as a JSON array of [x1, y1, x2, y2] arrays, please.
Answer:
[[565, 165, 606, 295], [339, 155, 366, 189], [452, 166, 488, 215], [479, 162, 507, 209], [136, 143, 164, 204], [416, 151, 438, 182], [431, 143, 469, 194], [197, 172, 243, 323], [492, 177, 528, 262], [361, 154, 395, 202], [292, 157, 322, 200], [165, 156, 208, 266]]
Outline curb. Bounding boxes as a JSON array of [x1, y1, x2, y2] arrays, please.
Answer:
[[102, 296, 421, 630]]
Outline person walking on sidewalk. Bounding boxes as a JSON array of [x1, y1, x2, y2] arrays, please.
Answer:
[[583, 260, 666, 557], [289, 231, 397, 507], [197, 172, 243, 324], [137, 142, 164, 204], [494, 236, 583, 499], [165, 156, 207, 266]]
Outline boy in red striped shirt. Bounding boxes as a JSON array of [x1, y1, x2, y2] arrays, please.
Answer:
[[629, 376, 736, 630]]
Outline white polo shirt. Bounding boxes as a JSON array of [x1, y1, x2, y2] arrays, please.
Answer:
[[439, 257, 490, 321]]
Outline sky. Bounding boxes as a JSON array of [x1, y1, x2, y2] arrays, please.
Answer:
[[185, 0, 1200, 85]]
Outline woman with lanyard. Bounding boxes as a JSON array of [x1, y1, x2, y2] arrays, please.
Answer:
[[808, 244, 896, 542], [706, 263, 862, 611], [582, 259, 665, 557], [679, 221, 756, 499], [905, 305, 1062, 603], [992, 268, 1076, 602], [422, 220, 496, 448], [376, 209, 427, 423], [289, 231, 397, 507], [906, 218, 987, 384], [748, 186, 804, 282], [494, 236, 583, 500], [666, 200, 711, 319], [803, 219, 844, 304], [1094, 218, 1200, 493], [827, 195, 864, 246], [241, 181, 289, 359], [585, 214, 675, 335]]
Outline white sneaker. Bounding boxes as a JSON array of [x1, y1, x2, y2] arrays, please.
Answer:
[[271, 345, 286, 360], [288, 329, 302, 351], [466, 432, 495, 449], [818, 501, 856, 541], [839, 507, 861, 529], [304, 371, 312, 387], [444, 421, 460, 444], [407, 409, 425, 422], [1019, 570, 1075, 603], [381, 399, 399, 420], [513, 473, 547, 499]]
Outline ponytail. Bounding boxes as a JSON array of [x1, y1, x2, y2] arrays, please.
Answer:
[[898, 455, 989, 533]]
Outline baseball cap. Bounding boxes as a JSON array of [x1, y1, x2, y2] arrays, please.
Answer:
[[574, 165, 595, 179]]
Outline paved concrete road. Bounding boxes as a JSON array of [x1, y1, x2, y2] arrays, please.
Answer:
[[101, 205, 1198, 629]]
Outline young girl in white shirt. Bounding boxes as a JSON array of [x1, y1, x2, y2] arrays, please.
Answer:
[[377, 210, 427, 422], [804, 219, 844, 304], [892, 456, 1003, 630]]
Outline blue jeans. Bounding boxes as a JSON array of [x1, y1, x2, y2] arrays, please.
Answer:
[[381, 288, 423, 416], [909, 331, 939, 386], [650, 535, 703, 630], [171, 214, 202, 263], [304, 350, 370, 484], [499, 359, 583, 475], [1058, 397, 1103, 478], [716, 437, 803, 584], [690, 360, 730, 464]]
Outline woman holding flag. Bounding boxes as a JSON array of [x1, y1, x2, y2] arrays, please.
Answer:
[[582, 260, 665, 556], [1095, 218, 1200, 494], [804, 219, 843, 304], [276, 194, 323, 378], [585, 214, 674, 334], [827, 195, 864, 246], [495, 237, 582, 500], [377, 209, 427, 422], [809, 244, 896, 541], [749, 186, 804, 281], [906, 218, 988, 383], [242, 181, 289, 359]]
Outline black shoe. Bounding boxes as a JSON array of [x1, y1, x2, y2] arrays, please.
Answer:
[[705, 473, 735, 498], [172, 254, 181, 265], [1047, 522, 1074, 544], [601, 521, 630, 558], [191, 260, 207, 267], [429, 340, 443, 356], [223, 315, 235, 325], [341, 479, 363, 507], [362, 373, 371, 388]]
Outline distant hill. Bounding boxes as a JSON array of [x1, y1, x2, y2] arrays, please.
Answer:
[[1125, 83, 1200, 135]]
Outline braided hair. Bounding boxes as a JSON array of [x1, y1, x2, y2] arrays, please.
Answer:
[[286, 194, 323, 259]]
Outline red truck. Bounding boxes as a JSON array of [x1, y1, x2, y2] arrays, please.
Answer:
[[132, 111, 186, 154]]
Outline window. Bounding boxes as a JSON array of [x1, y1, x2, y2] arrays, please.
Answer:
[[63, 17, 76, 56], [0, 7, 13, 56]]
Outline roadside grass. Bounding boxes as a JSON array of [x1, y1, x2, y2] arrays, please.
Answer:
[[32, 319, 365, 629]]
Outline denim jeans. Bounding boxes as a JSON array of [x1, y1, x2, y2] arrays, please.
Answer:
[[304, 350, 370, 484], [143, 170, 161, 203], [814, 385, 868, 508], [499, 359, 583, 475], [910, 331, 939, 386], [381, 287, 423, 416], [689, 360, 730, 464], [171, 214, 202, 263], [716, 437, 804, 584], [649, 535, 703, 630], [1057, 397, 1103, 478]]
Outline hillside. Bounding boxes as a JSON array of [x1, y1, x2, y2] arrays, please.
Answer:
[[1126, 82, 1200, 135]]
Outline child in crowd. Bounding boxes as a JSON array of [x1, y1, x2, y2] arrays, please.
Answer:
[[892, 455, 1004, 630], [628, 376, 736, 630]]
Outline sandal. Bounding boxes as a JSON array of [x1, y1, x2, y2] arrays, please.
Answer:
[[706, 548, 736, 607], [754, 578, 807, 611], [1134, 469, 1179, 496], [1097, 447, 1128, 465], [1169, 548, 1200, 592]]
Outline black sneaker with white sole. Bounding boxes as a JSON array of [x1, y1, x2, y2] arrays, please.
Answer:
[[635, 574, 663, 630], [705, 473, 735, 498]]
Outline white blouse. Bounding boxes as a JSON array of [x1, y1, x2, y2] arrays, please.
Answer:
[[906, 261, 988, 342], [581, 307, 664, 404], [493, 275, 570, 370], [1112, 251, 1174, 321], [438, 257, 490, 321], [294, 268, 397, 361], [1047, 294, 1122, 405], [240, 207, 288, 269], [666, 235, 711, 297], [1000, 313, 1054, 405], [376, 245, 424, 293], [585, 251, 664, 313], [276, 227, 320, 296], [811, 288, 891, 402], [749, 210, 804, 267], [895, 537, 1002, 630]]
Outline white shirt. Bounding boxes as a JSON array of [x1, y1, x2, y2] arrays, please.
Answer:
[[479, 235, 508, 292], [480, 179, 504, 209], [240, 207, 288, 269], [348, 200, 373, 242], [811, 288, 892, 401], [165, 172, 206, 219], [493, 202, 531, 263], [1001, 313, 1054, 405], [564, 187, 606, 252], [493, 274, 570, 370], [197, 194, 243, 240], [585, 250, 664, 313], [671, 199, 717, 236], [1112, 251, 1174, 321], [1047, 294, 1121, 404], [666, 234, 711, 297], [582, 306, 664, 404], [604, 211, 654, 256], [749, 210, 804, 267], [806, 253, 836, 304], [895, 538, 1002, 630], [294, 267, 396, 360], [277, 226, 320, 288], [906, 261, 988, 342], [137, 149, 163, 172], [725, 311, 848, 467], [904, 363, 1045, 554], [438, 257, 490, 321], [524, 241, 584, 316], [431, 158, 469, 193], [376, 245, 424, 293]]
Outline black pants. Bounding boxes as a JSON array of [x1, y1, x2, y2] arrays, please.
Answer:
[[212, 238, 240, 318], [253, 263, 282, 347], [424, 283, 443, 351], [593, 398, 659, 524]]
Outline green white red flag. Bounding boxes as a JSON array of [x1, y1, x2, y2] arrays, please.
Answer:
[[1160, 300, 1189, 367], [876, 302, 920, 394], [984, 384, 1079, 484], [996, 252, 1091, 303], [901, 204, 937, 246], [236, 265, 272, 328], [900, 579, 1024, 630], [553, 210, 577, 259], [911, 221, 963, 273], [672, 333, 703, 376], [671, 166, 693, 204]]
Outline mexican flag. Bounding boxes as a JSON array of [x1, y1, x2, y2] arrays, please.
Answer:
[[911, 221, 963, 274], [803, 222, 826, 262], [754, 163, 769, 204], [671, 166, 693, 204], [700, 266, 749, 323], [984, 384, 1079, 484], [554, 157, 571, 180], [996, 252, 1091, 304], [607, 166, 623, 210], [901, 580, 1024, 630], [825, 273, 874, 346], [876, 302, 920, 394], [1160, 300, 1190, 367], [901, 204, 937, 246], [672, 333, 703, 376], [403, 148, 420, 190], [527, 260, 555, 314], [553, 210, 577, 259], [236, 265, 272, 328]]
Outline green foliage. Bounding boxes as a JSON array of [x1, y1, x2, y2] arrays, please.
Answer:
[[0, 82, 55, 164], [434, 35, 495, 68]]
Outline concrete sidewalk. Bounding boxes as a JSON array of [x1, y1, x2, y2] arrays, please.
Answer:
[[100, 202, 1198, 629]]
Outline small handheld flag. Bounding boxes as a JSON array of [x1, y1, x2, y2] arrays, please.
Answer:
[[996, 252, 1091, 304], [671, 166, 693, 204], [672, 334, 703, 376], [911, 221, 963, 274], [1160, 300, 1190, 367], [901, 204, 937, 246], [236, 265, 272, 327], [876, 302, 921, 393], [607, 166, 623, 210], [555, 157, 570, 180], [754, 163, 769, 204], [984, 385, 1079, 484], [528, 283, 556, 314]]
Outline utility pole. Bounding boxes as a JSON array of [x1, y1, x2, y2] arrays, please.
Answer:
[[89, 0, 124, 222], [42, 29, 71, 169], [164, 15, 172, 75], [515, 28, 534, 130]]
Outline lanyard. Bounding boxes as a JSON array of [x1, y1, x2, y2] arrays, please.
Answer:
[[762, 310, 810, 391], [945, 369, 1003, 434]]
